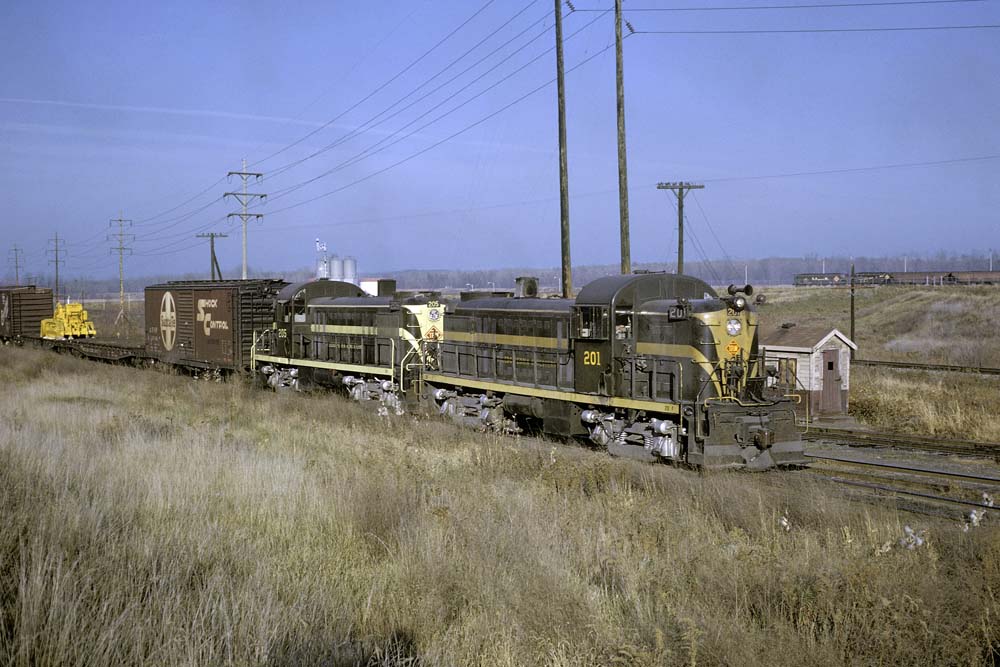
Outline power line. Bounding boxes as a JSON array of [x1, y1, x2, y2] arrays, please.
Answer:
[[264, 3, 553, 184], [690, 191, 740, 279], [263, 10, 612, 209], [250, 0, 502, 169], [238, 2, 428, 161], [264, 40, 618, 217], [574, 0, 986, 10], [634, 24, 1000, 34], [250, 149, 995, 229], [263, 14, 575, 203], [122, 0, 500, 232], [702, 154, 1000, 183]]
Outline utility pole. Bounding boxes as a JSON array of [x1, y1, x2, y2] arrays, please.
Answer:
[[225, 158, 265, 280], [109, 212, 134, 337], [555, 0, 572, 298], [47, 233, 65, 306], [656, 182, 704, 274], [615, 0, 632, 275], [196, 233, 228, 280], [8, 245, 22, 285], [849, 262, 856, 360]]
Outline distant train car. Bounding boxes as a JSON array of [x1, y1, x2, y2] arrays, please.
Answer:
[[144, 279, 287, 372], [793, 273, 846, 287], [888, 270, 1000, 286], [854, 272, 892, 286], [0, 285, 53, 343]]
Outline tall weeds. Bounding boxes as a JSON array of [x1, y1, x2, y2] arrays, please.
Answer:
[[1, 346, 999, 665]]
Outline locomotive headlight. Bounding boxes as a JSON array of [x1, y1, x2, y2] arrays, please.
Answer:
[[726, 318, 742, 336]]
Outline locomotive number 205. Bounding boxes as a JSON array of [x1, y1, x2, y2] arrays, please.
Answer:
[[582, 350, 601, 366]]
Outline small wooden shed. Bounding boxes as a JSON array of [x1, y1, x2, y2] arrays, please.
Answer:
[[760, 324, 857, 419]]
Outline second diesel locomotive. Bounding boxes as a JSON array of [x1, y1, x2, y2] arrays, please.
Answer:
[[252, 272, 806, 470]]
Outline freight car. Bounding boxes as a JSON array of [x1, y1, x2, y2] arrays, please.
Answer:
[[145, 279, 287, 374], [0, 285, 53, 343], [254, 274, 806, 469]]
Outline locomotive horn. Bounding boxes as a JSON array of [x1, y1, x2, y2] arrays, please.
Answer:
[[727, 284, 738, 296], [742, 284, 754, 296]]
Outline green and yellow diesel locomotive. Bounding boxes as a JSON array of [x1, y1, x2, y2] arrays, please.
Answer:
[[252, 272, 805, 469]]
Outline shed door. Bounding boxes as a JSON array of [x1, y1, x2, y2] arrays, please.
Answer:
[[820, 349, 841, 413]]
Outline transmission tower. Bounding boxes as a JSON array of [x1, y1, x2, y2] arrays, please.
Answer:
[[8, 245, 22, 285], [109, 212, 134, 337], [47, 233, 65, 305], [196, 232, 228, 280], [225, 158, 265, 279], [656, 182, 704, 275]]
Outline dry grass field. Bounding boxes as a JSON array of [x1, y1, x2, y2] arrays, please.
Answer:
[[2, 345, 1000, 666], [759, 285, 1000, 440], [760, 285, 1000, 368]]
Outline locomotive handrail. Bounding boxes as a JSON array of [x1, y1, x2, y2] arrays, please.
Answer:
[[703, 395, 783, 408]]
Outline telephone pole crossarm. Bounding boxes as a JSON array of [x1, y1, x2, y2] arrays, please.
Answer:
[[656, 182, 704, 275], [197, 232, 228, 280]]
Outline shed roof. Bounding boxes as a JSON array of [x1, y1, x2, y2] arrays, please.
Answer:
[[760, 324, 857, 352]]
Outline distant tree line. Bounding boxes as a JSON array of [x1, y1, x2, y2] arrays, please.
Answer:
[[4, 251, 996, 298]]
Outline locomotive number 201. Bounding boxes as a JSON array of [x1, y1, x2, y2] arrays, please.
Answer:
[[582, 350, 601, 366]]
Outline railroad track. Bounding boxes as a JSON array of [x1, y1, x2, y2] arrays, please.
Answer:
[[854, 358, 1000, 376], [802, 426, 1000, 457], [805, 452, 1000, 519]]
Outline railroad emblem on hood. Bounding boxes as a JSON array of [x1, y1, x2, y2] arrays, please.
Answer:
[[160, 292, 176, 351]]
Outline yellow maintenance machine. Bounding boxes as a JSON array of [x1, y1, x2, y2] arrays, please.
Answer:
[[41, 303, 97, 339]]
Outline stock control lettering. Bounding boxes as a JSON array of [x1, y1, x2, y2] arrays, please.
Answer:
[[196, 298, 230, 336]]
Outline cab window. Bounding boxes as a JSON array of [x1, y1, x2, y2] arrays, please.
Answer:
[[572, 306, 609, 339]]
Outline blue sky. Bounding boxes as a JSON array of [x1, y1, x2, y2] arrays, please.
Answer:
[[1, 0, 998, 280]]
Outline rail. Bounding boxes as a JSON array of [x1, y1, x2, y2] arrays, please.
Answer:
[[803, 426, 1000, 457], [804, 452, 1000, 516], [854, 358, 1000, 376]]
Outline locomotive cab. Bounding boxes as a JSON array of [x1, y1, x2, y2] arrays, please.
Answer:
[[572, 272, 805, 468]]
